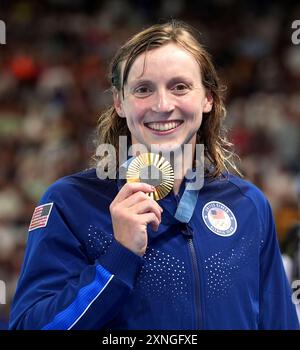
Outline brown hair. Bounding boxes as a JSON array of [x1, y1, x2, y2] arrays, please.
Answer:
[[93, 20, 240, 178]]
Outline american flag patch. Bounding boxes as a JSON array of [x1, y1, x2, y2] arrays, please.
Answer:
[[210, 209, 225, 220], [28, 203, 53, 231]]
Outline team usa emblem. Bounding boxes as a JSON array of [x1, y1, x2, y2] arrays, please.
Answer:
[[202, 201, 237, 237]]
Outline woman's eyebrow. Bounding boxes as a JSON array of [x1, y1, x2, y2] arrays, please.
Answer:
[[168, 76, 194, 85], [128, 78, 153, 86], [129, 76, 194, 86]]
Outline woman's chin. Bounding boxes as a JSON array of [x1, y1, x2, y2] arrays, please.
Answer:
[[149, 142, 183, 155]]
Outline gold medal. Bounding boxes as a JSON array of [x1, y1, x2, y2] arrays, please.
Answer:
[[126, 153, 174, 200]]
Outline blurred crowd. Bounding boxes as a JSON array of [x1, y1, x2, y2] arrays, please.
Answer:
[[0, 0, 300, 328]]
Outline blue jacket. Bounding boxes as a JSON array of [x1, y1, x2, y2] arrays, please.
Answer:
[[9, 169, 299, 330]]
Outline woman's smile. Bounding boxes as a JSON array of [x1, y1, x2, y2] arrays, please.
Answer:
[[144, 120, 184, 135]]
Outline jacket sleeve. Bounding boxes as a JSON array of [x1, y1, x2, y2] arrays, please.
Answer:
[[9, 183, 143, 330], [258, 199, 299, 329]]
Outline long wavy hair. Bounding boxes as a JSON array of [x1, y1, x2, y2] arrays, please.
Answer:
[[93, 20, 240, 178]]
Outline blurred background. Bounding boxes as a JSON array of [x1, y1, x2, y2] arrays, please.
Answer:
[[0, 0, 300, 329]]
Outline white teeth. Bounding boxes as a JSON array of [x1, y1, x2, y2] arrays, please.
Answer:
[[146, 121, 181, 131]]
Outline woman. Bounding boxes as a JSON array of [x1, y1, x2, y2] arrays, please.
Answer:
[[9, 21, 299, 330]]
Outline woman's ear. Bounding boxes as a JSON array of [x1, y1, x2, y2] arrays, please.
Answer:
[[203, 93, 213, 113], [113, 88, 125, 118]]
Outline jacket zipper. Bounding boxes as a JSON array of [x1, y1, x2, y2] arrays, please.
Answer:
[[186, 225, 202, 329], [174, 193, 202, 329]]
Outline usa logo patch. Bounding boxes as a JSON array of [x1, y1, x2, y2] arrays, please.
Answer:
[[202, 201, 237, 237], [29, 203, 53, 231]]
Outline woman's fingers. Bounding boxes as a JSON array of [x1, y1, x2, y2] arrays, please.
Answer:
[[113, 182, 155, 203], [109, 182, 163, 256], [139, 212, 161, 232], [131, 198, 162, 222], [121, 190, 163, 211]]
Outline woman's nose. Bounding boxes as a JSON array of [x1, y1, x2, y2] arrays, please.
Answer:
[[151, 90, 175, 113]]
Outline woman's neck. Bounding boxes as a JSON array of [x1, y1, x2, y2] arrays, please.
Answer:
[[173, 178, 183, 195], [171, 148, 195, 196]]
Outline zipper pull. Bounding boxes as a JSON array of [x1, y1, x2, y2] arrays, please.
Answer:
[[181, 223, 194, 238]]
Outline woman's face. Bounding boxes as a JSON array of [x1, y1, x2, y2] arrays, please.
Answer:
[[114, 43, 213, 154]]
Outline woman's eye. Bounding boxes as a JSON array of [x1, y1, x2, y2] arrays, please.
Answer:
[[172, 83, 189, 94], [134, 86, 152, 96]]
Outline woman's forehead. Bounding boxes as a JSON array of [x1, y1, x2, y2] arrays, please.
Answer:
[[124, 43, 201, 83]]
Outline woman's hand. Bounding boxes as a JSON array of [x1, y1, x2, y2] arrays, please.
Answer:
[[109, 182, 163, 256]]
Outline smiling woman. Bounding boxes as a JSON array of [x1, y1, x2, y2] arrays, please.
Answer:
[[114, 43, 212, 153], [9, 20, 300, 330], [96, 21, 231, 179]]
